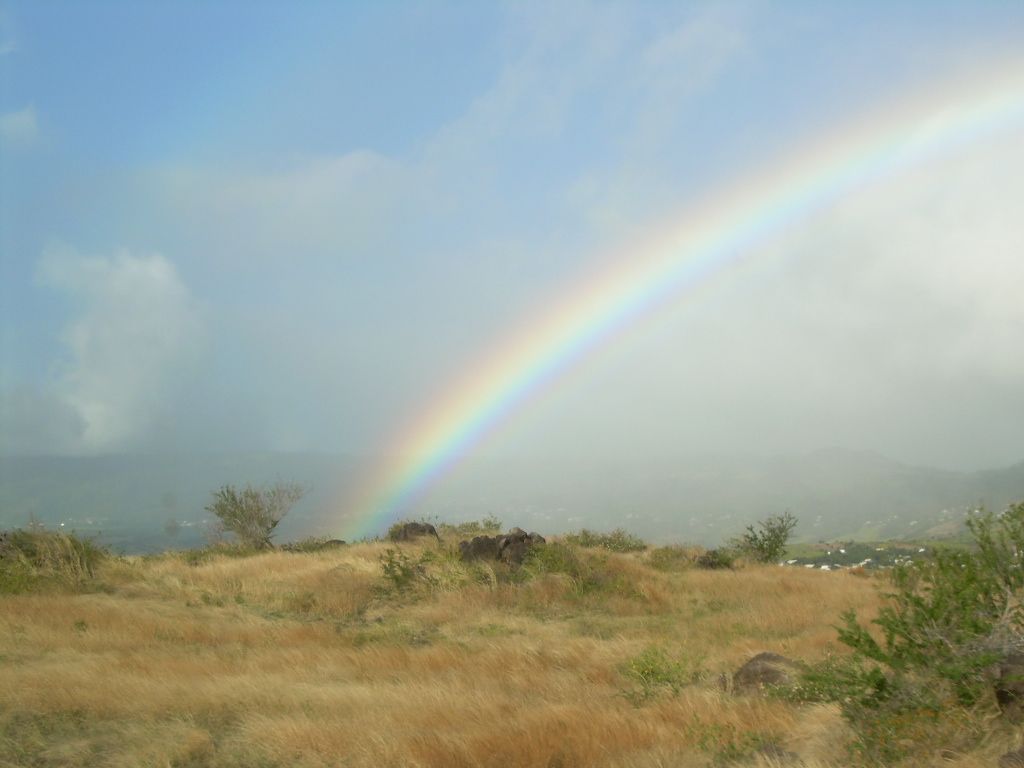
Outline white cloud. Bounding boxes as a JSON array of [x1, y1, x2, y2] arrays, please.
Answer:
[[519, 125, 1024, 469], [0, 105, 37, 144], [36, 247, 204, 452]]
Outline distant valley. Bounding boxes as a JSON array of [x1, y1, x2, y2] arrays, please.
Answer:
[[1, 449, 1022, 552]]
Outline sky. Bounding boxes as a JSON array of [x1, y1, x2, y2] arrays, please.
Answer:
[[2, 1, 1024, 484]]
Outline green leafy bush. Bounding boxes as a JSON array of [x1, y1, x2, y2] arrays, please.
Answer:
[[619, 646, 704, 703], [521, 542, 638, 600], [379, 548, 424, 591], [795, 501, 1024, 762], [733, 511, 797, 563], [522, 541, 586, 579], [695, 548, 735, 570], [648, 545, 698, 571], [0, 527, 107, 593], [563, 528, 647, 552], [205, 482, 304, 549], [436, 514, 502, 539], [279, 536, 346, 553], [178, 542, 264, 566]]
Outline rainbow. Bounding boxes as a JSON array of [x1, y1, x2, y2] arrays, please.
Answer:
[[344, 61, 1024, 539]]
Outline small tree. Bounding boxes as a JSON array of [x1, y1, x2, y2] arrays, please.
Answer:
[[791, 501, 1024, 762], [205, 482, 304, 549], [734, 511, 797, 563]]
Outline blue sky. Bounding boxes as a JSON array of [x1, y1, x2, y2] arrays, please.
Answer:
[[2, 1, 1024, 470]]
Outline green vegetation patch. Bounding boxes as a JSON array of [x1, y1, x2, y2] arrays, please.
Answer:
[[0, 527, 107, 593], [619, 645, 706, 704], [791, 500, 1024, 763], [563, 527, 647, 552]]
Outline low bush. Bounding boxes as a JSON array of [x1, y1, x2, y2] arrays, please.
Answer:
[[379, 547, 427, 592], [619, 646, 705, 704], [732, 511, 797, 563], [385, 517, 441, 542], [695, 548, 735, 570], [0, 527, 107, 592], [205, 482, 304, 549], [648, 544, 698, 571], [436, 514, 502, 539], [178, 542, 265, 566], [279, 536, 346, 553], [563, 527, 647, 552], [794, 500, 1024, 763], [521, 542, 639, 601]]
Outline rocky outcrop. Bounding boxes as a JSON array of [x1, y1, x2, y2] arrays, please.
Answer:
[[389, 522, 440, 542], [459, 535, 500, 562], [458, 527, 545, 565], [732, 652, 804, 693], [497, 528, 546, 565]]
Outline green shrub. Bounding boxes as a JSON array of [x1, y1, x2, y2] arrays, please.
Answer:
[[794, 501, 1024, 762], [379, 548, 423, 591], [0, 527, 107, 593], [732, 511, 797, 563], [436, 514, 502, 539], [695, 548, 735, 570], [521, 542, 638, 601], [178, 542, 264, 566], [523, 540, 584, 578], [563, 528, 647, 553], [648, 545, 698, 571], [619, 646, 704, 703], [205, 481, 304, 549]]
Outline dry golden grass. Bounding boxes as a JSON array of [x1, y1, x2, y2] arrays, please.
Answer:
[[0, 540, 1016, 767]]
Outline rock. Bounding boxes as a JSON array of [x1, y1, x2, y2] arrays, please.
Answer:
[[999, 745, 1024, 768], [732, 652, 804, 694], [499, 529, 546, 565], [322, 539, 347, 548], [389, 522, 440, 542], [459, 535, 500, 562], [997, 653, 1024, 723], [459, 527, 544, 566], [499, 538, 532, 566]]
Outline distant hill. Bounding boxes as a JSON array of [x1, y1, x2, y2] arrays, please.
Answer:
[[0, 453, 358, 552], [1, 449, 1022, 551], [418, 448, 1024, 545]]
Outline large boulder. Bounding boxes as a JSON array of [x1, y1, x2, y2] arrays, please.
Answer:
[[496, 528, 546, 565], [458, 528, 545, 566], [389, 522, 440, 542], [732, 652, 804, 694], [997, 653, 1024, 723], [459, 535, 500, 562]]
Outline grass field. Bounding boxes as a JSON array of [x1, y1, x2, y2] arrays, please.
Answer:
[[0, 533, 1019, 767]]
